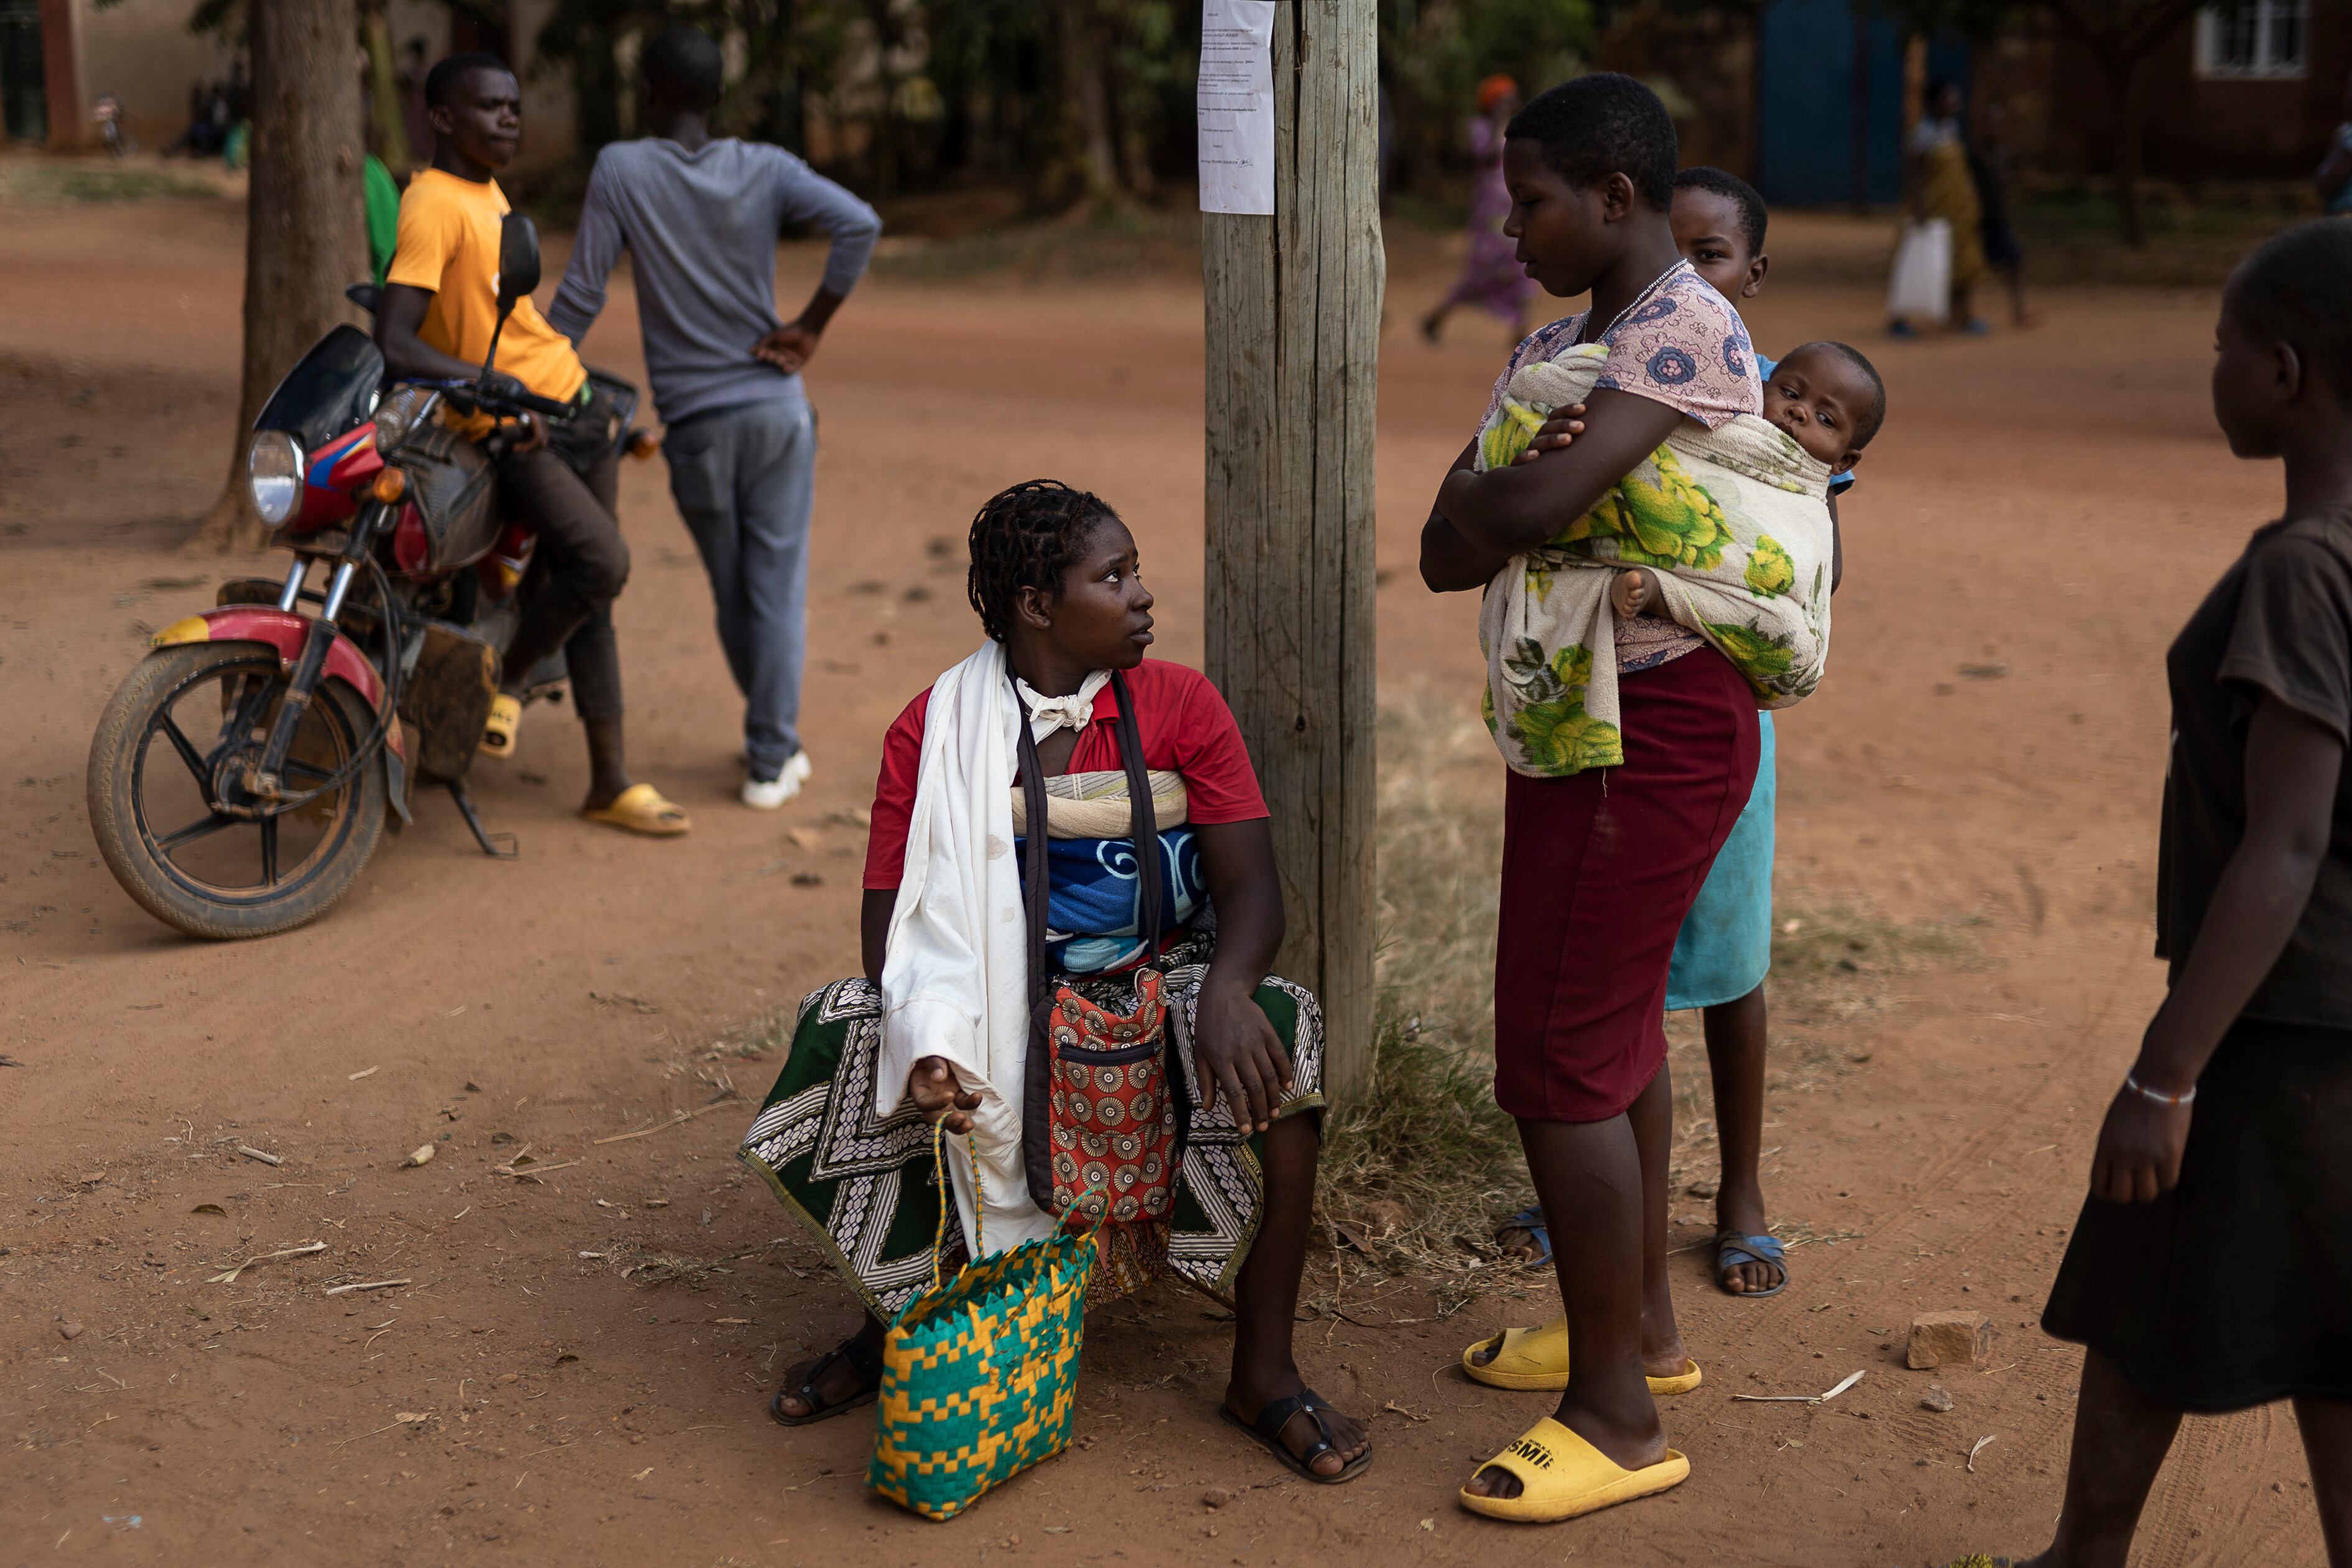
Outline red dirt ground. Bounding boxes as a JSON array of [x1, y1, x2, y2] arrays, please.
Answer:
[[0, 174, 2327, 1565]]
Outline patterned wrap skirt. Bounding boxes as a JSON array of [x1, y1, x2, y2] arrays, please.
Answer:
[[737, 932, 1325, 1318]]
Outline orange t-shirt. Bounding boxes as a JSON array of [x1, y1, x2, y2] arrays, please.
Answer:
[[386, 169, 587, 430]]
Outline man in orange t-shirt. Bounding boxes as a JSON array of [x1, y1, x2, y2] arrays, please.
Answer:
[[374, 53, 687, 836]]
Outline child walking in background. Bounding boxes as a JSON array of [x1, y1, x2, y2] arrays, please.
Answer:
[[1421, 75, 1540, 345], [1950, 220, 2352, 1568], [1421, 74, 1773, 1524]]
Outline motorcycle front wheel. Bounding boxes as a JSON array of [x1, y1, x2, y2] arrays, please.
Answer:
[[88, 642, 387, 939]]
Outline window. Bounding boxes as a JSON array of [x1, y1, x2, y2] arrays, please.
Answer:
[[2195, 0, 2309, 78]]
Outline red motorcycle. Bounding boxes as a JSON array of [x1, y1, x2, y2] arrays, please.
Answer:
[[88, 215, 653, 939]]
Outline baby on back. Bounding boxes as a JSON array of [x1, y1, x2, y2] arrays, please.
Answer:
[[1618, 340, 1882, 616]]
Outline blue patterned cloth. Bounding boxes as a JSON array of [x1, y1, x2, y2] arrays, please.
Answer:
[[1018, 828, 1205, 975], [1665, 711, 1775, 1010]]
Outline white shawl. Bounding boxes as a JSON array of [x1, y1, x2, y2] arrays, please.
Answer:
[[875, 643, 1109, 1258]]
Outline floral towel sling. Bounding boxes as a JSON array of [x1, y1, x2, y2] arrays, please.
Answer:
[[1473, 341, 1835, 778]]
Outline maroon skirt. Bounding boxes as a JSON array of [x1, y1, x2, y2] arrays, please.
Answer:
[[1494, 647, 1762, 1123]]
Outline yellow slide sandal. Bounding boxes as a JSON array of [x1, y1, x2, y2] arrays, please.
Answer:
[[581, 782, 692, 838], [1458, 1417, 1689, 1524], [1462, 1317, 1701, 1395], [479, 693, 522, 759]]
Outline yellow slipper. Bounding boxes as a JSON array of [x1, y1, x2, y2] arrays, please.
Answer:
[[1462, 1317, 1702, 1395], [479, 693, 522, 759], [1458, 1416, 1689, 1523], [581, 782, 692, 837]]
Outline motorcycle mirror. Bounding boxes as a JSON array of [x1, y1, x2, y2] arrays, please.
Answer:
[[495, 213, 541, 322]]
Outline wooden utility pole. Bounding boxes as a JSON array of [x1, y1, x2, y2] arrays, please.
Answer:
[[1200, 0, 1381, 1106]]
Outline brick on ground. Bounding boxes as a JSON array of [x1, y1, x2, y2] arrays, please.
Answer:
[[1907, 1310, 1992, 1370]]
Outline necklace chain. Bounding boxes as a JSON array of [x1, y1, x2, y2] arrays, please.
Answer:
[[1579, 257, 1686, 346]]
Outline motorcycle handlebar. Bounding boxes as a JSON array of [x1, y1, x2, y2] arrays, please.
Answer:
[[410, 379, 577, 424], [510, 388, 576, 420]]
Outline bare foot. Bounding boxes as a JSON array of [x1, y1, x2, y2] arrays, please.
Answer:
[[1493, 1216, 1546, 1262], [1611, 567, 1660, 619], [1225, 1375, 1369, 1479]]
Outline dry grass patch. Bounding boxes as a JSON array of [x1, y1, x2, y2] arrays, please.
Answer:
[[1321, 691, 1984, 1293]]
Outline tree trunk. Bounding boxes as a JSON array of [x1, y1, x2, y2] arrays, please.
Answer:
[[2111, 49, 2146, 247], [192, 0, 368, 553], [569, 21, 624, 154], [1201, 0, 1382, 1108], [862, 0, 903, 195], [756, 0, 805, 156], [362, 4, 409, 174], [1058, 0, 1118, 204]]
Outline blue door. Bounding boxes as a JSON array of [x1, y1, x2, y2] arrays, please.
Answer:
[[1755, 0, 1969, 206]]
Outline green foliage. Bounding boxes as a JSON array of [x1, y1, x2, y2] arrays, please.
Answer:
[[504, 0, 1610, 210], [1379, 0, 1596, 194]]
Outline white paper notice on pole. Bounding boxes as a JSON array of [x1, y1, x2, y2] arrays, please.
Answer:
[[1197, 0, 1275, 215]]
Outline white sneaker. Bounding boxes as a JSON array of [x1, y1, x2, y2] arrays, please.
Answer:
[[740, 750, 812, 810]]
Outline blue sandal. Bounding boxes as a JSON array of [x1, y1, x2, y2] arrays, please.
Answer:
[[1496, 1206, 1553, 1267], [1713, 1230, 1788, 1297]]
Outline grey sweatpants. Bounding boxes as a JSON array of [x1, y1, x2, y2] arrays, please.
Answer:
[[661, 399, 816, 778]]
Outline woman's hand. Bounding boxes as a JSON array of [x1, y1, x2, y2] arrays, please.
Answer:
[[907, 1056, 981, 1133], [2088, 1086, 2191, 1203], [1193, 979, 1292, 1134], [1512, 403, 1587, 462]]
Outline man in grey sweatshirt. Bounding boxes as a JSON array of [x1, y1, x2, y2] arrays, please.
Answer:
[[548, 26, 880, 810]]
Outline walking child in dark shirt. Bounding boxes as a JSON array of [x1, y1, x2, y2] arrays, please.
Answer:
[[1951, 220, 2352, 1568]]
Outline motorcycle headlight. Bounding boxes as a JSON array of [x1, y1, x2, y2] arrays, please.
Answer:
[[247, 431, 305, 527]]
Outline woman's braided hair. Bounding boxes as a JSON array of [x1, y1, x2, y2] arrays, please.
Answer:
[[965, 479, 1122, 643]]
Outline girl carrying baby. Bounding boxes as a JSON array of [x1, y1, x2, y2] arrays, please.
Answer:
[[1421, 72, 1773, 1523]]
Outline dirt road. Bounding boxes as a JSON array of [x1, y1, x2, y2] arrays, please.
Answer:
[[0, 180, 2323, 1565]]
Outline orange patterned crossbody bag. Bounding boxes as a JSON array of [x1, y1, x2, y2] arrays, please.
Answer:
[[1015, 670, 1185, 1301]]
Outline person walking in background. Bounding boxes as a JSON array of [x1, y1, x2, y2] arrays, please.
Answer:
[[1892, 80, 1987, 338], [222, 60, 252, 171], [1969, 101, 2039, 329], [2315, 70, 2352, 215], [1421, 75, 1538, 345], [550, 26, 880, 811]]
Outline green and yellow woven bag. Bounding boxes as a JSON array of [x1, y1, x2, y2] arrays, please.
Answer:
[[869, 1129, 1096, 1521]]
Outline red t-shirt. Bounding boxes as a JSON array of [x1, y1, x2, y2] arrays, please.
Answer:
[[862, 659, 1269, 890]]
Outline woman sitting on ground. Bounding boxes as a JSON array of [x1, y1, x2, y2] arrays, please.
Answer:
[[736, 479, 1370, 1482]]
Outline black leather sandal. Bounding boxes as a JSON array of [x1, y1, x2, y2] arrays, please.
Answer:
[[768, 1335, 884, 1427], [1219, 1387, 1373, 1484]]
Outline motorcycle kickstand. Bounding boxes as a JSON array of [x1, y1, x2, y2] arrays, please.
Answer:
[[447, 779, 518, 859]]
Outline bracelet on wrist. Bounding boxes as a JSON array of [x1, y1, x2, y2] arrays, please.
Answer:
[[2122, 1071, 2196, 1108]]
